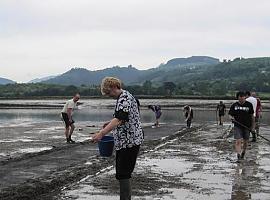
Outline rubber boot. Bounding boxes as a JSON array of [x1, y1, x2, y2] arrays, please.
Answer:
[[68, 135, 75, 143], [119, 179, 131, 200], [251, 132, 257, 142]]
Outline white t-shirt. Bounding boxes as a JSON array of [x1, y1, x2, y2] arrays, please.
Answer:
[[61, 99, 77, 113], [246, 96, 257, 117]]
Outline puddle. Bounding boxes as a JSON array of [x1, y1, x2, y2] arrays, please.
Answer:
[[0, 138, 36, 143], [17, 147, 52, 153], [134, 187, 231, 200], [51, 135, 64, 139], [138, 157, 193, 176], [3, 122, 34, 128], [61, 184, 119, 200]]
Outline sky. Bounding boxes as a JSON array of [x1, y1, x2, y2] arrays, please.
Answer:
[[0, 0, 270, 82]]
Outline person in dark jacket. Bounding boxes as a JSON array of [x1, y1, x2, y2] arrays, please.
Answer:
[[216, 101, 226, 125], [229, 91, 255, 161], [183, 105, 193, 128]]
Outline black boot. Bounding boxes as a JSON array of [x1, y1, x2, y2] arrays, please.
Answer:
[[119, 179, 131, 200], [68, 135, 75, 143], [240, 151, 245, 159], [251, 132, 257, 142]]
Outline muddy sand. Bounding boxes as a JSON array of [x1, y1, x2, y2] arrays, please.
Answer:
[[1, 123, 270, 200]]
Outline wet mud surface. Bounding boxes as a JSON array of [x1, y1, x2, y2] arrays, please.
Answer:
[[59, 124, 270, 200], [1, 123, 270, 200]]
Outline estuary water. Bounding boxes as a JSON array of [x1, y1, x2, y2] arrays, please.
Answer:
[[0, 98, 269, 160], [0, 98, 269, 125]]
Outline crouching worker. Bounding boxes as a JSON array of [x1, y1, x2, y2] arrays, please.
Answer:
[[92, 77, 144, 200], [148, 105, 162, 127]]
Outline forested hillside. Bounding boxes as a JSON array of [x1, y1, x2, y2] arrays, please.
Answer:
[[1, 57, 270, 98]]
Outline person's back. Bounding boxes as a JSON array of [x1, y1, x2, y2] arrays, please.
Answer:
[[256, 98, 262, 118], [184, 106, 192, 118], [154, 105, 161, 113], [246, 91, 257, 117], [252, 92, 262, 139]]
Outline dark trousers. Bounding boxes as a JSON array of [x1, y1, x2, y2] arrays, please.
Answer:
[[116, 145, 140, 180], [187, 118, 192, 128]]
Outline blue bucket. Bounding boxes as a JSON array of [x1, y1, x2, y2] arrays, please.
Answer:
[[98, 135, 114, 157]]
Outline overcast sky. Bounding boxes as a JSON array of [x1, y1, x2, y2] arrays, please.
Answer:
[[0, 0, 269, 82]]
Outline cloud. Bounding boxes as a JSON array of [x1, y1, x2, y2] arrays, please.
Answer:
[[0, 0, 270, 82]]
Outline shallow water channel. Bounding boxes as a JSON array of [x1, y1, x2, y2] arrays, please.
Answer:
[[0, 99, 270, 199], [0, 99, 269, 159]]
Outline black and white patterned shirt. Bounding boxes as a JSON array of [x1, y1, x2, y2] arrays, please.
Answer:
[[113, 90, 144, 150]]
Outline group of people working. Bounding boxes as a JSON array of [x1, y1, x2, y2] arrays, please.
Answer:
[[60, 76, 263, 199], [61, 77, 142, 200], [148, 104, 193, 128]]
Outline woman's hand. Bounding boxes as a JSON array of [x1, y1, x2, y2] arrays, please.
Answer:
[[91, 131, 104, 143]]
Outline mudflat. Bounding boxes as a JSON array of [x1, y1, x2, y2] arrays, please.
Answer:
[[1, 123, 270, 199]]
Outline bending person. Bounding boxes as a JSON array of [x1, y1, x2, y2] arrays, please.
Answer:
[[148, 105, 162, 127], [61, 93, 80, 143]]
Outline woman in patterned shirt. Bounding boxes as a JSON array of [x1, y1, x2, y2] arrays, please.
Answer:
[[92, 77, 144, 200]]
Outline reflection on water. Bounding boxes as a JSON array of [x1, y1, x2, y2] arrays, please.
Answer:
[[0, 107, 269, 127]]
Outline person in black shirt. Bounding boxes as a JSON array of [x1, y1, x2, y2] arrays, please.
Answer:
[[229, 91, 255, 161], [216, 101, 226, 125]]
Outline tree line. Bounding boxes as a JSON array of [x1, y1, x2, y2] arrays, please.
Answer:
[[1, 79, 269, 99]]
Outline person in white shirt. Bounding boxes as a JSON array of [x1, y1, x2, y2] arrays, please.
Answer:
[[245, 91, 257, 142], [61, 93, 80, 143]]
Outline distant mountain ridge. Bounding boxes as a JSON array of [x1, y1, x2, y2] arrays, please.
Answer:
[[43, 65, 145, 86], [42, 56, 219, 86], [158, 56, 220, 71], [28, 75, 57, 83], [0, 77, 15, 85]]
